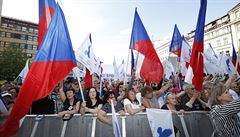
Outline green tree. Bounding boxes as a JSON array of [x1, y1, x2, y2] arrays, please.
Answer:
[[0, 45, 28, 81]]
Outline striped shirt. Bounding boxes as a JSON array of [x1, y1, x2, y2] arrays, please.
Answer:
[[210, 99, 240, 137]]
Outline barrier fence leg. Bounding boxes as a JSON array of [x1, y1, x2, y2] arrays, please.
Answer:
[[30, 115, 43, 137], [178, 114, 190, 137], [91, 117, 97, 137], [61, 121, 68, 137], [121, 116, 126, 137]]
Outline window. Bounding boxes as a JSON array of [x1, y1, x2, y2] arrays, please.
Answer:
[[13, 33, 21, 39], [27, 35, 33, 41], [16, 25, 21, 31], [235, 11, 240, 19], [5, 42, 10, 47], [6, 32, 11, 38], [34, 29, 38, 34], [22, 26, 27, 32], [27, 44, 33, 50], [20, 43, 26, 49], [21, 34, 26, 40], [8, 24, 14, 28], [29, 28, 34, 33], [217, 40, 221, 46], [223, 37, 228, 45], [0, 31, 5, 37], [1, 23, 7, 28], [33, 36, 38, 42], [33, 45, 37, 50], [237, 24, 240, 32], [12, 43, 19, 48], [0, 41, 4, 47]]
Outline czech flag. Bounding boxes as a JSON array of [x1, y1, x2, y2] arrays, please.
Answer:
[[232, 44, 240, 74], [169, 24, 182, 57], [129, 9, 163, 84], [185, 0, 207, 91], [38, 0, 56, 48], [0, 4, 76, 137]]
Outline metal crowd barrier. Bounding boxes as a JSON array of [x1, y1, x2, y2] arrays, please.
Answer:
[[0, 111, 214, 137]]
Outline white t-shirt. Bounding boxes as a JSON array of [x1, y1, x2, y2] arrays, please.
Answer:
[[123, 98, 141, 112]]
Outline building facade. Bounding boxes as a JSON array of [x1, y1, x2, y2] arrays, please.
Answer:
[[155, 3, 240, 62], [0, 16, 38, 58]]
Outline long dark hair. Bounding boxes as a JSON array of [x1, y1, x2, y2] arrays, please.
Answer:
[[124, 89, 139, 105], [86, 87, 102, 107]]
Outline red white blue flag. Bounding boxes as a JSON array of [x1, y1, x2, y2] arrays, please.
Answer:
[[129, 9, 163, 84], [185, 0, 207, 91], [169, 24, 182, 57], [0, 4, 76, 137], [38, 0, 56, 47]]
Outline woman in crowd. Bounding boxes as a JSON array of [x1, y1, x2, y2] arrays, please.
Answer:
[[80, 87, 103, 114], [161, 92, 181, 113], [209, 84, 240, 137], [58, 88, 80, 117], [123, 89, 145, 115], [141, 82, 172, 109]]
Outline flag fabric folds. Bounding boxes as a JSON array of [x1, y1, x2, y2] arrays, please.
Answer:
[[203, 44, 221, 75], [113, 56, 119, 80], [232, 44, 240, 73], [38, 0, 56, 47], [0, 95, 8, 113], [180, 36, 191, 76], [17, 59, 29, 84], [84, 68, 93, 90], [129, 9, 163, 84], [131, 49, 135, 75], [111, 100, 122, 137], [185, 0, 207, 91], [147, 109, 175, 137], [0, 4, 76, 137], [164, 60, 175, 80], [218, 53, 235, 76], [75, 33, 99, 75], [169, 24, 182, 57]]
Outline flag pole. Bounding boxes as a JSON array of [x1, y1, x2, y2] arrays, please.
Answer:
[[124, 49, 131, 85], [76, 76, 85, 102]]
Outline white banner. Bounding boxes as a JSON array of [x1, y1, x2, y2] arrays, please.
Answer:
[[146, 109, 175, 137]]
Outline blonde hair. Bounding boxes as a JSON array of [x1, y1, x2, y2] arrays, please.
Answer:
[[208, 84, 227, 106]]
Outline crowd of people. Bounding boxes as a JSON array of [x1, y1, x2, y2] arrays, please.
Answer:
[[0, 72, 240, 136]]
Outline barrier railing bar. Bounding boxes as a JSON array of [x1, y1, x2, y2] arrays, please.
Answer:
[[91, 117, 97, 137], [121, 116, 126, 137]]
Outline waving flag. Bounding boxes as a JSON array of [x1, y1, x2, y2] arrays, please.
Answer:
[[84, 68, 93, 90], [129, 9, 163, 84], [38, 0, 56, 47], [165, 60, 175, 80], [131, 50, 135, 75], [17, 59, 29, 84], [218, 53, 235, 75], [147, 109, 175, 137], [185, 0, 207, 91], [0, 95, 8, 113], [180, 36, 191, 76], [111, 100, 122, 137], [113, 56, 119, 80], [203, 44, 221, 75], [75, 34, 101, 76], [169, 24, 182, 57], [232, 44, 240, 73], [0, 5, 76, 137]]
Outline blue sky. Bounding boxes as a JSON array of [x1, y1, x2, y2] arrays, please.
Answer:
[[2, 0, 239, 73]]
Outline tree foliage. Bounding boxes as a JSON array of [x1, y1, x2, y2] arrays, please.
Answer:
[[0, 46, 28, 81]]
